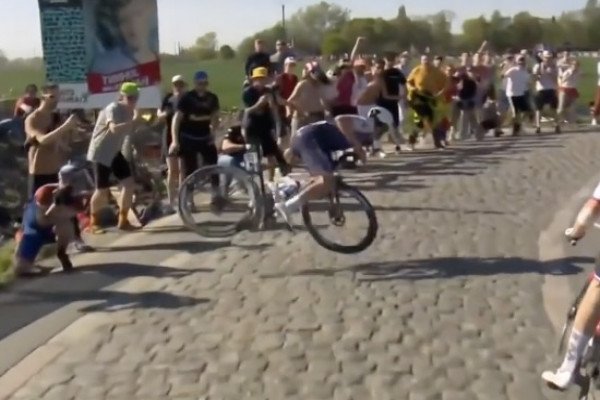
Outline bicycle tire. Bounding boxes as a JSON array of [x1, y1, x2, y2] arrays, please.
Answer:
[[301, 181, 378, 254], [178, 165, 263, 238]]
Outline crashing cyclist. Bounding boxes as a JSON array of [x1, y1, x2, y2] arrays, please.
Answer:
[[542, 187, 600, 389], [276, 107, 392, 226]]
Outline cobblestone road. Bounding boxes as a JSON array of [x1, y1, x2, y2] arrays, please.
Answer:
[[6, 131, 600, 400]]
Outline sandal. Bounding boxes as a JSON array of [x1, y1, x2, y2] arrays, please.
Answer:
[[16, 265, 54, 278]]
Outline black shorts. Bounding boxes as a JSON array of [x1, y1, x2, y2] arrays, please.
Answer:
[[93, 152, 131, 189], [331, 105, 357, 117], [28, 173, 59, 199], [457, 98, 476, 110], [377, 99, 400, 127], [178, 136, 218, 177], [534, 89, 558, 110], [510, 96, 531, 114], [246, 128, 280, 158], [410, 94, 435, 123]]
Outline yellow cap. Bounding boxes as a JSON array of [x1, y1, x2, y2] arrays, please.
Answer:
[[251, 67, 268, 79]]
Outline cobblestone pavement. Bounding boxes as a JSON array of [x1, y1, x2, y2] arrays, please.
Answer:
[[6, 131, 600, 400]]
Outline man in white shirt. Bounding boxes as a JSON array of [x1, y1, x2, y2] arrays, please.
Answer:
[[532, 50, 560, 134], [504, 55, 531, 135]]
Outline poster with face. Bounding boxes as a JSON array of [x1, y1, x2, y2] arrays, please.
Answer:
[[84, 0, 161, 93], [37, 0, 162, 108]]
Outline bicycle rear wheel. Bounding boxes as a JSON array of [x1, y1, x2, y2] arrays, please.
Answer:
[[178, 165, 263, 238], [301, 180, 377, 254]]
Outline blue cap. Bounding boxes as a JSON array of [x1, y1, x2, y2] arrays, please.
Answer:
[[194, 71, 208, 81]]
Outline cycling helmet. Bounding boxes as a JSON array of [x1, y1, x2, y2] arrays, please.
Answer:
[[367, 107, 394, 131]]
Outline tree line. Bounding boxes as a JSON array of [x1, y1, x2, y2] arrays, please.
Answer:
[[184, 1, 600, 60]]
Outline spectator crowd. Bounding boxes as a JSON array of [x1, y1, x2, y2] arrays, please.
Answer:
[[3, 36, 598, 278]]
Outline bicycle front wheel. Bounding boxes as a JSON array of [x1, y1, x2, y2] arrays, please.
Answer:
[[178, 165, 263, 238], [301, 181, 378, 254]]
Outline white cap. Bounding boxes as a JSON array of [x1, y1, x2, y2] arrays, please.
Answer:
[[520, 49, 528, 55], [171, 75, 185, 83], [542, 50, 552, 57], [284, 56, 297, 65]]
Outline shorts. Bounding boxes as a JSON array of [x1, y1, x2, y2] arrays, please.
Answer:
[[246, 128, 280, 158], [457, 98, 476, 110], [178, 136, 218, 178], [93, 152, 131, 189], [534, 89, 558, 110], [331, 105, 357, 117], [292, 123, 348, 175], [509, 95, 531, 114], [377, 99, 400, 128], [16, 201, 55, 262], [409, 94, 435, 124], [28, 173, 58, 200]]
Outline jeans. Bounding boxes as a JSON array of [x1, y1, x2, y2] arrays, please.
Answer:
[[217, 154, 245, 194]]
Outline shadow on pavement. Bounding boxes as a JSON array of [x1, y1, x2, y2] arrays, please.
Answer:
[[264, 256, 590, 281], [93, 241, 271, 254], [348, 134, 568, 193], [0, 262, 210, 340]]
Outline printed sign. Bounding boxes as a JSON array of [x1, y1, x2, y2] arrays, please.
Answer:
[[37, 0, 162, 109]]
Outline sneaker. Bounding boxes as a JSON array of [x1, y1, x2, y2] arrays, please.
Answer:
[[535, 126, 541, 135], [541, 369, 574, 391], [87, 225, 105, 235], [73, 240, 95, 253], [117, 220, 139, 231], [394, 145, 401, 155], [162, 204, 176, 215], [555, 125, 561, 134], [374, 150, 386, 159], [592, 118, 598, 126], [494, 129, 504, 137], [274, 202, 294, 231]]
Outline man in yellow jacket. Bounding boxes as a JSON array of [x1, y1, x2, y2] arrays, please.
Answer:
[[406, 54, 448, 149]]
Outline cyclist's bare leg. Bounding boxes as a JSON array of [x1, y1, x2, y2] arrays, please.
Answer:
[[543, 280, 600, 389], [275, 174, 335, 226]]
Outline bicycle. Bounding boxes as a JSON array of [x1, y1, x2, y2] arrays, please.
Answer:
[[556, 228, 600, 399], [177, 143, 378, 254]]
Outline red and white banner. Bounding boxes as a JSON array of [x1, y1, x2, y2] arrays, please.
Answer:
[[87, 62, 161, 94]]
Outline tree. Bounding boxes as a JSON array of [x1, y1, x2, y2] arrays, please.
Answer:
[[186, 32, 218, 60], [286, 2, 350, 52], [321, 32, 350, 55], [461, 17, 489, 50], [429, 12, 452, 53], [510, 12, 543, 49], [219, 45, 236, 59]]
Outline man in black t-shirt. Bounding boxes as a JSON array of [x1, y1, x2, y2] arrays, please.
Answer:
[[170, 71, 220, 179], [157, 75, 186, 211], [244, 39, 273, 80], [377, 53, 407, 152]]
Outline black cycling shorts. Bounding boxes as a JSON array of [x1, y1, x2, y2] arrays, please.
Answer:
[[93, 152, 131, 189], [534, 89, 558, 110]]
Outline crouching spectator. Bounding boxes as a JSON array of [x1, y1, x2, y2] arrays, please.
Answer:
[[218, 125, 246, 170], [13, 165, 87, 277]]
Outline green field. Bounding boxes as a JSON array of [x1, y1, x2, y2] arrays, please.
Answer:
[[0, 57, 597, 110]]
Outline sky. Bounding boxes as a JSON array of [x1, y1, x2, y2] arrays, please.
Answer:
[[1, 0, 587, 59]]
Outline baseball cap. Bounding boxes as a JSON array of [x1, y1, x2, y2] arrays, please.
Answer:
[[58, 164, 77, 185], [171, 75, 185, 83], [284, 56, 297, 65], [542, 50, 552, 58], [34, 185, 56, 207], [119, 82, 139, 97], [251, 67, 268, 79], [194, 71, 208, 81]]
